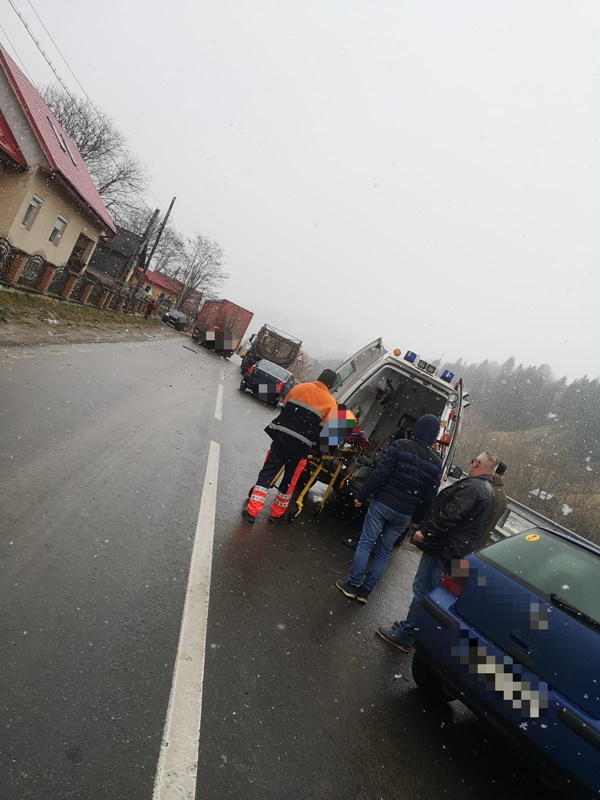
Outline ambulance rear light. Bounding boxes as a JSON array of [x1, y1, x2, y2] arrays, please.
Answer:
[[404, 351, 417, 363], [441, 370, 454, 383]]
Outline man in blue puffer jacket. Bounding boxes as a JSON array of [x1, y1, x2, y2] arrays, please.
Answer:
[[335, 414, 442, 603]]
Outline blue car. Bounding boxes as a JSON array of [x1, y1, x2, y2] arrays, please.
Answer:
[[239, 359, 295, 406], [411, 528, 600, 799]]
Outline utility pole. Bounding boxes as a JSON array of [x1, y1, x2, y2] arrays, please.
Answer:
[[121, 209, 159, 284], [142, 196, 176, 279], [125, 197, 176, 313]]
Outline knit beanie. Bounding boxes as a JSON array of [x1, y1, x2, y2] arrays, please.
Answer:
[[411, 414, 440, 446]]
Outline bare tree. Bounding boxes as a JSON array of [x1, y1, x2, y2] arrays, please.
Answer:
[[40, 85, 149, 225], [168, 233, 228, 309], [289, 354, 320, 382], [148, 224, 186, 275]]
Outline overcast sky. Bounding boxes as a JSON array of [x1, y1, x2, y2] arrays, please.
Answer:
[[2, 0, 599, 380]]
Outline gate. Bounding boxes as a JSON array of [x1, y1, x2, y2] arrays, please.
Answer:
[[0, 237, 13, 279], [19, 254, 46, 288], [88, 281, 105, 307], [70, 276, 89, 303], [48, 266, 70, 296]]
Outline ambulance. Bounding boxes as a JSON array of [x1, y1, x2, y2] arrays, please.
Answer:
[[323, 338, 466, 497]]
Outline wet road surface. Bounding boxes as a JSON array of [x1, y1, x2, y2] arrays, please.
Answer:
[[0, 337, 561, 799]]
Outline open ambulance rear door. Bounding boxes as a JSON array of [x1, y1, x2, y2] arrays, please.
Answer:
[[332, 338, 386, 398], [440, 378, 463, 472]]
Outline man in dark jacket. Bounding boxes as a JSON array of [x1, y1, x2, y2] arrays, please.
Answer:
[[376, 450, 498, 652], [242, 369, 338, 524], [335, 414, 442, 603], [474, 459, 508, 549]]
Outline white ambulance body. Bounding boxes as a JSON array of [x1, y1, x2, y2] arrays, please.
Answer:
[[330, 338, 464, 493]]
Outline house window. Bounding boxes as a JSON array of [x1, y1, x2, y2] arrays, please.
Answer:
[[21, 195, 43, 230], [48, 215, 68, 246]]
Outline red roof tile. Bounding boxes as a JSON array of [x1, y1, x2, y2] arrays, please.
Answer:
[[0, 46, 116, 233], [0, 107, 26, 166], [144, 269, 183, 295]]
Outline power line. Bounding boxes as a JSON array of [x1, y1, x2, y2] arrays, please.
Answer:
[[25, 0, 95, 104], [0, 22, 36, 84], [6, 0, 167, 215], [23, 0, 168, 213], [7, 0, 83, 115]]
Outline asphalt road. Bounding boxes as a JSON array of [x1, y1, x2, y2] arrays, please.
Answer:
[[0, 336, 560, 800]]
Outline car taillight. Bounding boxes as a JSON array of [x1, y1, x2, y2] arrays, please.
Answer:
[[441, 573, 462, 597], [247, 365, 255, 375], [276, 381, 284, 393]]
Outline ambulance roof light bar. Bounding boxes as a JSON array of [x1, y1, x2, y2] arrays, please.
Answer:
[[417, 358, 436, 376]]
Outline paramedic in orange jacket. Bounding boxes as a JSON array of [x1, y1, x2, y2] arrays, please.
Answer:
[[242, 369, 338, 524]]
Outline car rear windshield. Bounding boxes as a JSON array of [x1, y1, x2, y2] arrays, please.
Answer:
[[256, 361, 290, 381], [480, 530, 600, 625]]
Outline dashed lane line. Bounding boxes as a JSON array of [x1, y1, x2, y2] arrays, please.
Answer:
[[152, 439, 220, 800], [214, 384, 223, 421]]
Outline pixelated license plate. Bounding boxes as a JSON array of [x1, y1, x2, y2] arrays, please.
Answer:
[[451, 631, 549, 719]]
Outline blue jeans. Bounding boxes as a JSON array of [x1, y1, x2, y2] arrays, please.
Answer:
[[347, 500, 411, 593], [393, 552, 446, 647]]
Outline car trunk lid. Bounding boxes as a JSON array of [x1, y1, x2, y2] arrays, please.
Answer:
[[457, 531, 600, 718]]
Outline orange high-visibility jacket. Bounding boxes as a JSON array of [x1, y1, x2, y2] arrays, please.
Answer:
[[266, 380, 337, 448]]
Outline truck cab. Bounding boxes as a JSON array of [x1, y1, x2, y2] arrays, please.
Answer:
[[324, 339, 464, 496]]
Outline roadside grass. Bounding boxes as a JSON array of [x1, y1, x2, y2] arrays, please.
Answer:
[[0, 285, 162, 330]]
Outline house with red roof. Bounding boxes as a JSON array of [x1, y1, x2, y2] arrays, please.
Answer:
[[0, 44, 116, 279], [140, 268, 203, 316]]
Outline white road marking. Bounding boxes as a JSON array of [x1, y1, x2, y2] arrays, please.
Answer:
[[219, 365, 225, 381], [214, 384, 223, 421], [152, 440, 220, 800]]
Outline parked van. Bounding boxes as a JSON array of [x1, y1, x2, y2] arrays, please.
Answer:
[[318, 338, 464, 497]]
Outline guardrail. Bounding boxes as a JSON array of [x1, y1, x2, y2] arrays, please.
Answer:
[[494, 496, 588, 543]]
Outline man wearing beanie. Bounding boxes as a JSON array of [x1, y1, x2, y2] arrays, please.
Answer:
[[336, 413, 443, 603], [242, 369, 338, 524], [376, 450, 498, 652]]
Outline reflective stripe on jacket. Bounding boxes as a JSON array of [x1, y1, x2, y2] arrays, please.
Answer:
[[266, 380, 337, 447]]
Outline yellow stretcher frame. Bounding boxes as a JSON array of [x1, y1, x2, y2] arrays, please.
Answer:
[[269, 447, 365, 522]]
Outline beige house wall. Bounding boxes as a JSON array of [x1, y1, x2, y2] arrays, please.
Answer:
[[144, 280, 178, 303], [0, 167, 103, 268]]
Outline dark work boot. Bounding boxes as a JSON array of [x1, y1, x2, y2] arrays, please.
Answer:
[[241, 508, 256, 524]]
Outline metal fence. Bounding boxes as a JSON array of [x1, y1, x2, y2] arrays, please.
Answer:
[[494, 496, 587, 543], [0, 237, 12, 278], [88, 281, 105, 307], [48, 266, 70, 296], [19, 254, 46, 288], [70, 276, 89, 303], [109, 292, 123, 310]]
